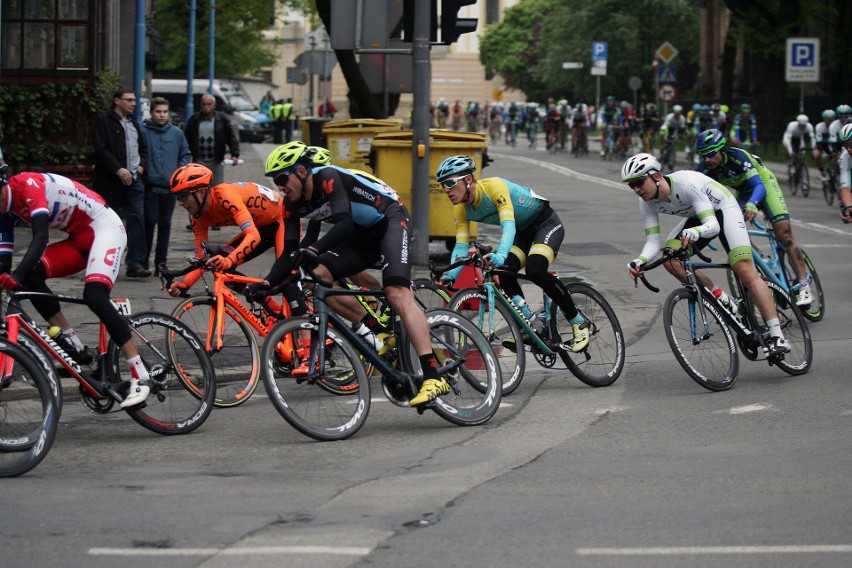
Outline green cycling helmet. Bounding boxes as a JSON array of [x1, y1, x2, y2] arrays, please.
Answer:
[[839, 123, 852, 143], [308, 146, 331, 165], [264, 141, 309, 176], [696, 129, 726, 155], [436, 155, 475, 182]]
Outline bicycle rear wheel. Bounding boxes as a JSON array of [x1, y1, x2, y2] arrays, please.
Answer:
[[448, 287, 525, 396], [763, 279, 812, 376], [261, 317, 369, 441], [800, 164, 810, 197], [550, 283, 625, 387], [0, 338, 60, 477], [663, 287, 739, 391], [171, 295, 260, 407], [412, 278, 452, 311], [788, 164, 799, 196], [401, 308, 502, 426], [111, 312, 216, 435]]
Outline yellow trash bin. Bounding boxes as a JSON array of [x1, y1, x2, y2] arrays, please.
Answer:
[[371, 129, 488, 246], [322, 119, 403, 173]]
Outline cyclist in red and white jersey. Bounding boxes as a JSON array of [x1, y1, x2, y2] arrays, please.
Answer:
[[0, 155, 151, 408]]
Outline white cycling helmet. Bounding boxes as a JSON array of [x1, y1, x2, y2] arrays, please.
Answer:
[[796, 114, 809, 125], [673, 104, 683, 113], [839, 123, 852, 143], [621, 153, 661, 182]]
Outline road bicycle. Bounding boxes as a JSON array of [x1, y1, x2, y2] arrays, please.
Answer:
[[615, 124, 632, 160], [601, 124, 616, 160], [659, 135, 678, 172], [636, 246, 812, 392], [0, 288, 216, 475], [506, 119, 519, 147], [0, 336, 59, 477], [257, 267, 502, 441], [818, 151, 839, 206], [160, 249, 293, 408], [435, 244, 625, 395], [571, 125, 589, 157], [725, 218, 824, 322], [787, 147, 810, 197]]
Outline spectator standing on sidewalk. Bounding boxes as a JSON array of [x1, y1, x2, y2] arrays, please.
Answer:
[[184, 93, 240, 187], [141, 97, 192, 275], [91, 87, 150, 278]]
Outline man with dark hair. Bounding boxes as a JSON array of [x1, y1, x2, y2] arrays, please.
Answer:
[[91, 87, 150, 277]]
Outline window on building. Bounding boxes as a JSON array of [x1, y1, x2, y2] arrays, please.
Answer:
[[2, 0, 92, 71], [485, 0, 499, 25]]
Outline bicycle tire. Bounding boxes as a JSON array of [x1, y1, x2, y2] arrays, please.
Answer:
[[171, 295, 260, 407], [412, 278, 452, 311], [0, 338, 60, 477], [400, 309, 502, 426], [111, 312, 216, 435], [779, 249, 824, 323], [788, 165, 799, 196], [663, 287, 739, 392], [550, 283, 625, 387], [448, 287, 525, 396], [261, 317, 370, 441], [762, 279, 812, 376], [823, 179, 834, 206], [800, 164, 810, 197]]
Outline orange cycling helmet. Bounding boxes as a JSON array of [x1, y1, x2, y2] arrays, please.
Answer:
[[169, 163, 213, 194]]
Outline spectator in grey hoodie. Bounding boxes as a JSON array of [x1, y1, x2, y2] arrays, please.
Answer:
[[141, 97, 191, 274]]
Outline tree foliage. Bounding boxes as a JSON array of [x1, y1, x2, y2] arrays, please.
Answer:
[[480, 0, 699, 104], [153, 0, 314, 77]]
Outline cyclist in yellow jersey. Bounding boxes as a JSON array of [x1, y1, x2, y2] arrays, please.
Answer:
[[436, 155, 589, 352]]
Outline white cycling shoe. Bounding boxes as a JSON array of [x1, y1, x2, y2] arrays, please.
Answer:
[[120, 381, 150, 408]]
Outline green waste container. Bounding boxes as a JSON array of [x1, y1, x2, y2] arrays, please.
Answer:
[[322, 119, 403, 173], [371, 129, 488, 244]]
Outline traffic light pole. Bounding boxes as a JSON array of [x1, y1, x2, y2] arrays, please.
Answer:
[[410, 0, 431, 266]]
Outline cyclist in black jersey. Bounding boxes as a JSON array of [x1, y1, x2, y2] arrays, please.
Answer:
[[259, 142, 452, 406]]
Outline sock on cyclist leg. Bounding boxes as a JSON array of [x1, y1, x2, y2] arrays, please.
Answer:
[[568, 313, 585, 326], [766, 318, 782, 338], [65, 328, 85, 350], [127, 355, 150, 382], [418, 354, 439, 385]]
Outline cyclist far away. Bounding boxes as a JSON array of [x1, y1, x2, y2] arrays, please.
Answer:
[[621, 153, 790, 359], [436, 155, 590, 352], [694, 129, 813, 306], [0, 151, 152, 408], [261, 141, 452, 407]]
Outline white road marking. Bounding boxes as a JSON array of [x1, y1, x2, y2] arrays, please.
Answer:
[[576, 545, 852, 556], [90, 545, 372, 556], [491, 153, 629, 192], [725, 403, 776, 414]]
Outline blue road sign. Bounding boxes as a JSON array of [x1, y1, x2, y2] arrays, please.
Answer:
[[785, 37, 819, 82], [592, 41, 608, 62], [658, 63, 677, 84]]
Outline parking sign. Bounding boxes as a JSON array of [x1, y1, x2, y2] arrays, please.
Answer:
[[785, 37, 819, 83], [592, 41, 608, 62]]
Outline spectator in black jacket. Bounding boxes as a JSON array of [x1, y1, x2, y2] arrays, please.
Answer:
[[91, 87, 151, 278], [184, 94, 240, 187]]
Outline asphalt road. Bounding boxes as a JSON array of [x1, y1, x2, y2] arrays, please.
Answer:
[[1, 136, 850, 568]]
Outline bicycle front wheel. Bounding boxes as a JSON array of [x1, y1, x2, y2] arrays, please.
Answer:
[[788, 165, 799, 196], [448, 287, 525, 396], [403, 309, 502, 426], [800, 164, 810, 197], [171, 295, 260, 407], [0, 339, 60, 477], [663, 288, 739, 391], [763, 279, 812, 376], [110, 312, 216, 435], [261, 318, 370, 441], [550, 283, 625, 387]]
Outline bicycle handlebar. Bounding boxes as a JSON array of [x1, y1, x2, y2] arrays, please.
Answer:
[[429, 242, 493, 281]]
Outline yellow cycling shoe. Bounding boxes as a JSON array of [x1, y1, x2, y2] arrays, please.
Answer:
[[409, 377, 451, 407], [571, 322, 590, 352]]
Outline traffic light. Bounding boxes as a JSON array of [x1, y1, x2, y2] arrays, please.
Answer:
[[401, 0, 438, 43], [440, 0, 477, 44]]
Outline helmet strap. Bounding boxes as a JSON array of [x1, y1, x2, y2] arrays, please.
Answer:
[[192, 188, 210, 219], [464, 176, 474, 203]]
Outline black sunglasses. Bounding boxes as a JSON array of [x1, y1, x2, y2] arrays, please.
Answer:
[[627, 176, 647, 189], [273, 168, 295, 187]]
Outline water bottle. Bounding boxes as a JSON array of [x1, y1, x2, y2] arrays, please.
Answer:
[[711, 288, 740, 315]]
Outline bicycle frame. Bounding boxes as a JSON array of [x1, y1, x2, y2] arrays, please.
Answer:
[[3, 292, 124, 402], [478, 277, 556, 357], [747, 220, 809, 298], [679, 258, 758, 342]]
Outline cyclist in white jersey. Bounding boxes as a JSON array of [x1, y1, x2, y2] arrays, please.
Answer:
[[0, 155, 151, 408], [782, 114, 816, 161], [621, 153, 790, 358], [837, 124, 852, 223]]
